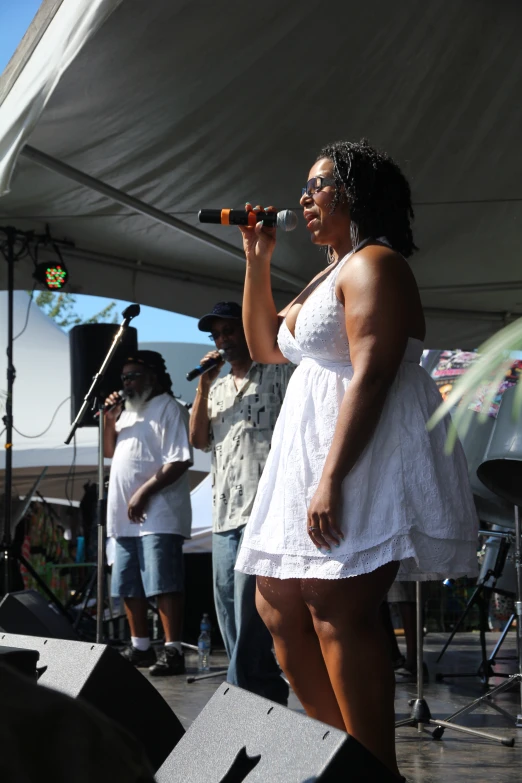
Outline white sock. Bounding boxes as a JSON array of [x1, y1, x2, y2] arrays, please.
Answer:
[[131, 636, 151, 652], [165, 641, 182, 654]]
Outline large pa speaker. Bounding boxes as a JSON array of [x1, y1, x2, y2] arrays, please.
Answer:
[[156, 683, 397, 782], [69, 323, 138, 426], [0, 589, 79, 640], [0, 633, 184, 772]]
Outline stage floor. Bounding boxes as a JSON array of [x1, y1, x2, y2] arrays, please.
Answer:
[[147, 631, 522, 782]]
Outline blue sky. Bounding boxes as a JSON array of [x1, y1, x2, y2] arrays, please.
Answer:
[[0, 0, 209, 345]]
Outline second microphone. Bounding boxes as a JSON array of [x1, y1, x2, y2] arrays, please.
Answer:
[[186, 349, 225, 382]]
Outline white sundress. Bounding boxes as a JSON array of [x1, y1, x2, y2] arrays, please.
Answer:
[[235, 248, 479, 581]]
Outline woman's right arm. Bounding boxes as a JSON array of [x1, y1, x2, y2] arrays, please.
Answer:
[[239, 204, 288, 364]]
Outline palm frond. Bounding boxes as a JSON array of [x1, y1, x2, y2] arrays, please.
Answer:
[[426, 317, 522, 449]]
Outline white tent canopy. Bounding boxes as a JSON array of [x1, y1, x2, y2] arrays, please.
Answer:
[[0, 291, 210, 501], [1, 0, 522, 348]]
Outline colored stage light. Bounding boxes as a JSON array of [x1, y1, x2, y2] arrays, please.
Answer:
[[34, 261, 69, 290]]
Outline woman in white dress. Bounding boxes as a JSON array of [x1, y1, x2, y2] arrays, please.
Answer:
[[235, 139, 478, 777]]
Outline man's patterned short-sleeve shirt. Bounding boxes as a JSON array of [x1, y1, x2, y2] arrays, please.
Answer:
[[207, 362, 293, 533]]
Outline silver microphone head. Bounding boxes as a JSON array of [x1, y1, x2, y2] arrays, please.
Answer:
[[276, 210, 298, 232]]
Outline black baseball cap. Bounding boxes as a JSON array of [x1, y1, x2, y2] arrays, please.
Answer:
[[197, 301, 242, 332]]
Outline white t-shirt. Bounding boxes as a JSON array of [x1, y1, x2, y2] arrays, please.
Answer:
[[106, 393, 193, 538]]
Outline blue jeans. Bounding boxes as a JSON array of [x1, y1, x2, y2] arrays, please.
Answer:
[[111, 534, 184, 598], [212, 527, 289, 705]]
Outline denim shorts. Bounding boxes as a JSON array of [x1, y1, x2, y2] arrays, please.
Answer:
[[110, 534, 185, 598]]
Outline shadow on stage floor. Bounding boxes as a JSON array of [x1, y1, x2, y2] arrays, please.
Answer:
[[147, 631, 522, 783]]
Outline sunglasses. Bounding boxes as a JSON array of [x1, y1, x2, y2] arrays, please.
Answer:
[[302, 176, 336, 198], [121, 372, 144, 382], [208, 326, 237, 342]]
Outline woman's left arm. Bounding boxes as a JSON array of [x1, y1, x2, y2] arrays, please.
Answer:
[[307, 247, 416, 551]]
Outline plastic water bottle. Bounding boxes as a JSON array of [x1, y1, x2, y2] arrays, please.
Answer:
[[197, 613, 211, 672]]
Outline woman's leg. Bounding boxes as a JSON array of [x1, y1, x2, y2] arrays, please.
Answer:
[[256, 576, 345, 730], [302, 562, 400, 775]]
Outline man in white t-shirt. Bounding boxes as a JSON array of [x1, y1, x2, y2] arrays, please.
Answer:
[[104, 350, 192, 676]]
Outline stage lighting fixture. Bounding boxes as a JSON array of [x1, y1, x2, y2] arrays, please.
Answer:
[[33, 260, 68, 290]]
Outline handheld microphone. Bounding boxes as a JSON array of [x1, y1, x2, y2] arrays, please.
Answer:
[[187, 350, 225, 382], [198, 208, 298, 232], [97, 390, 126, 416]]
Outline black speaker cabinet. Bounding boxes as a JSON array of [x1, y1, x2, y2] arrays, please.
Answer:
[[0, 633, 184, 772], [69, 323, 138, 426], [0, 645, 39, 678], [156, 683, 397, 783], [0, 590, 79, 640]]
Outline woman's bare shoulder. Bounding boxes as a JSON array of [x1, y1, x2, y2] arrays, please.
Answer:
[[338, 244, 412, 287]]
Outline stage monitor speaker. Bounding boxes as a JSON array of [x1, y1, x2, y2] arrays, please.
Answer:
[[156, 683, 397, 783], [0, 633, 184, 772], [0, 645, 39, 678], [69, 323, 138, 426], [0, 590, 79, 640]]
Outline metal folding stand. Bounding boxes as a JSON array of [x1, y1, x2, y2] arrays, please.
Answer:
[[64, 304, 140, 643], [436, 528, 515, 685], [430, 506, 522, 738], [1, 226, 75, 623], [395, 580, 515, 746]]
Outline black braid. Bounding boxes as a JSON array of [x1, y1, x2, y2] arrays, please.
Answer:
[[156, 362, 175, 397], [317, 138, 417, 258]]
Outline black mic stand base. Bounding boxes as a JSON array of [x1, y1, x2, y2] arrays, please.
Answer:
[[428, 505, 522, 740], [395, 582, 516, 746]]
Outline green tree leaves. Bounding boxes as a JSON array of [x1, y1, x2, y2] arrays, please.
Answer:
[[34, 292, 118, 328]]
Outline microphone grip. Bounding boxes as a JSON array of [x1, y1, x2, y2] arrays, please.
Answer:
[[186, 350, 225, 381], [97, 391, 125, 416], [198, 209, 225, 225], [186, 366, 205, 381], [198, 209, 278, 227]]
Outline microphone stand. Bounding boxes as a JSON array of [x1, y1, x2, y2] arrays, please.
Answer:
[[395, 580, 515, 745], [65, 304, 140, 643], [1, 225, 72, 613]]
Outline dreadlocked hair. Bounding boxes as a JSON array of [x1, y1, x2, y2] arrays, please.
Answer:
[[129, 351, 174, 397], [156, 361, 175, 397], [317, 139, 417, 258]]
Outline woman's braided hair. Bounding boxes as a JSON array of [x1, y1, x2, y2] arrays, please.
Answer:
[[317, 139, 417, 258]]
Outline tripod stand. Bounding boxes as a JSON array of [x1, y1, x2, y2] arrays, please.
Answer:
[[395, 579, 515, 745], [436, 528, 515, 685], [65, 304, 140, 643], [1, 226, 74, 623], [430, 505, 522, 737]]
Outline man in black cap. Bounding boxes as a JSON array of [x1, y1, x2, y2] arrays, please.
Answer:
[[104, 350, 192, 676], [190, 302, 292, 704]]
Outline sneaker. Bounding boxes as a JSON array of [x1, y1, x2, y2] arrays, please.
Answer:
[[120, 644, 156, 668], [149, 646, 186, 677], [395, 662, 429, 683]]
